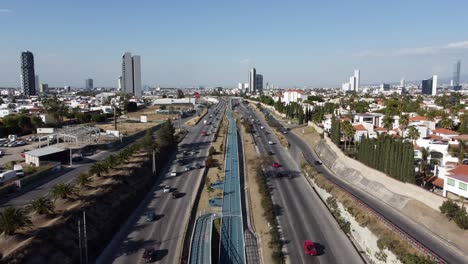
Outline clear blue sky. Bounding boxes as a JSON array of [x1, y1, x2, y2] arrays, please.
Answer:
[[1, 0, 468, 88]]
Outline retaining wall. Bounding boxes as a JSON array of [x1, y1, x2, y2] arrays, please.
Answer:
[[315, 136, 446, 211]]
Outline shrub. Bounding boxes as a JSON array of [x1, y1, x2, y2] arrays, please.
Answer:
[[453, 207, 468, 229], [205, 156, 216, 168], [439, 200, 460, 220], [209, 146, 216, 156]]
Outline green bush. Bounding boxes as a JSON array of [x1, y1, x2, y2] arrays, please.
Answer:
[[454, 207, 468, 229], [209, 146, 216, 156], [440, 200, 461, 220]]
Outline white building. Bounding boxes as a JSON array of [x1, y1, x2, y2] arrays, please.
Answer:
[[432, 75, 438, 96], [282, 89, 308, 105], [443, 165, 468, 199]]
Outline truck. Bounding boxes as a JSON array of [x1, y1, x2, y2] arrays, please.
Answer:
[[0, 170, 17, 185], [13, 165, 24, 177]]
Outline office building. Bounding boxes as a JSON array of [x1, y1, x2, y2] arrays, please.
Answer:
[[453, 60, 461, 91], [255, 74, 263, 94], [85, 78, 93, 90], [121, 52, 142, 97], [248, 68, 256, 93], [354, 69, 360, 91], [421, 75, 437, 95], [380, 83, 390, 91], [35, 75, 40, 93], [400, 78, 405, 88], [40, 83, 49, 93], [118, 76, 122, 91], [20, 51, 36, 96], [342, 69, 360, 92]]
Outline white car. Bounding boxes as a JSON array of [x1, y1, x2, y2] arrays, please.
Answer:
[[260, 126, 264, 129], [170, 171, 177, 176], [163, 186, 171, 193], [184, 166, 190, 171], [268, 141, 273, 145]]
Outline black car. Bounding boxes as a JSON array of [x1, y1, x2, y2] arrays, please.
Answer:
[[314, 161, 323, 165], [146, 211, 157, 221], [268, 151, 274, 155], [143, 248, 154, 262], [172, 190, 181, 198]]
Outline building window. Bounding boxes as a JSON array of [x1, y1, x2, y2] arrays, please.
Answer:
[[447, 178, 455, 186], [459, 182, 467, 191]]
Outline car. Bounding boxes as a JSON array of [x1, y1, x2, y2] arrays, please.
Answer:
[[194, 163, 202, 169], [163, 186, 171, 193], [260, 126, 264, 129], [268, 141, 274, 145], [314, 161, 323, 165], [170, 171, 177, 176], [177, 159, 185, 165], [183, 150, 189, 155], [272, 162, 280, 168], [172, 190, 180, 198], [267, 151, 274, 155], [184, 166, 190, 171], [142, 248, 154, 262], [282, 130, 288, 134], [146, 211, 157, 221], [304, 240, 317, 255], [275, 172, 282, 178], [72, 153, 83, 162]]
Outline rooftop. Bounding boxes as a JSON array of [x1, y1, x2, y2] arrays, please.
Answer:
[[431, 128, 459, 135], [409, 116, 430, 122], [24, 146, 66, 157], [353, 124, 367, 131]]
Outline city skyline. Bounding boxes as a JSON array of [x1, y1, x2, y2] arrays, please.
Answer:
[[1, 0, 468, 87]]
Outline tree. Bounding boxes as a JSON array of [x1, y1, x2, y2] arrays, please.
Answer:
[[439, 117, 454, 130], [43, 96, 68, 126], [27, 197, 55, 215], [457, 140, 467, 163], [407, 126, 420, 144], [75, 173, 92, 189], [50, 183, 77, 201], [440, 200, 460, 220], [89, 162, 108, 177], [458, 114, 468, 134], [400, 114, 409, 128], [420, 147, 430, 177], [341, 120, 355, 151], [0, 207, 32, 236], [383, 115, 394, 131], [159, 105, 167, 110], [209, 146, 216, 156]]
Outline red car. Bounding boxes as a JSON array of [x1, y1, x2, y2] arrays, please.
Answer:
[[304, 240, 317, 255], [272, 162, 280, 168]]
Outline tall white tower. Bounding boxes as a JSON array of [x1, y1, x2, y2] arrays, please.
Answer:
[[122, 52, 134, 94], [117, 76, 122, 91], [354, 69, 360, 91], [432, 75, 438, 96], [249, 68, 256, 94]]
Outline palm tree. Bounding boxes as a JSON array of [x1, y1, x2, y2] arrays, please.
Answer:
[[383, 115, 394, 131], [49, 183, 77, 201], [0, 207, 32, 236], [407, 126, 420, 144], [27, 197, 55, 215], [75, 173, 92, 189], [420, 147, 430, 177], [89, 162, 108, 177], [400, 114, 409, 128]]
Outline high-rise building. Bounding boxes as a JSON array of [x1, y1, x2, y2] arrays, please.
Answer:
[[35, 75, 40, 93], [117, 76, 122, 91], [132, 55, 141, 97], [380, 83, 390, 91], [40, 83, 49, 93], [248, 68, 256, 94], [349, 76, 356, 91], [400, 78, 405, 88], [20, 51, 36, 96], [354, 69, 360, 91], [85, 78, 93, 90], [421, 75, 437, 95], [453, 60, 461, 91], [255, 74, 263, 94]]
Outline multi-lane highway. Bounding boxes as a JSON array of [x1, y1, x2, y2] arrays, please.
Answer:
[[256, 105, 468, 264], [97, 100, 226, 264], [237, 100, 363, 264]]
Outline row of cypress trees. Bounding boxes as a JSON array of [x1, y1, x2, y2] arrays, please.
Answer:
[[330, 115, 341, 145], [356, 135, 416, 183]]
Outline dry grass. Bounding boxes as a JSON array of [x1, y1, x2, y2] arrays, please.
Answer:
[[96, 122, 159, 136], [185, 108, 208, 127], [196, 114, 227, 213], [126, 105, 181, 121], [239, 122, 275, 264]]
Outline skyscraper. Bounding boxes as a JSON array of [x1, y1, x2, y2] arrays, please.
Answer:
[[453, 60, 461, 91], [118, 76, 122, 91], [35, 75, 40, 93], [85, 78, 93, 90], [20, 51, 36, 96], [255, 74, 263, 94], [354, 69, 360, 91], [421, 75, 437, 95], [248, 68, 256, 94], [121, 52, 142, 97]]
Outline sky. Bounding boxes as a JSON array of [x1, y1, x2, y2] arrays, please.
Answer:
[[1, 0, 468, 88]]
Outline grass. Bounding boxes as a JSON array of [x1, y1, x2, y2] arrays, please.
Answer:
[[302, 163, 437, 263]]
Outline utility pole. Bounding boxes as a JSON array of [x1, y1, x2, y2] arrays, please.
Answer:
[[78, 219, 82, 264], [83, 211, 88, 264]]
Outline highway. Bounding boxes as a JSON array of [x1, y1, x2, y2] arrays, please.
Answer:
[[237, 100, 363, 264], [97, 100, 226, 264], [259, 106, 468, 263]]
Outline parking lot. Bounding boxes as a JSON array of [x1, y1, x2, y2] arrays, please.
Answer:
[[0, 136, 60, 167]]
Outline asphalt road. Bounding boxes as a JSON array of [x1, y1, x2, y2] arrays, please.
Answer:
[[97, 100, 226, 264], [237, 101, 363, 264], [259, 107, 468, 263]]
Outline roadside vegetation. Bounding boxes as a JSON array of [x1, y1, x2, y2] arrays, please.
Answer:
[[439, 200, 468, 229], [0, 120, 179, 263], [302, 163, 437, 264]]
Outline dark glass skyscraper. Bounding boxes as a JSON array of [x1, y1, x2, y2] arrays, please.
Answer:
[[20, 51, 36, 96], [453, 60, 461, 91], [421, 78, 433, 95]]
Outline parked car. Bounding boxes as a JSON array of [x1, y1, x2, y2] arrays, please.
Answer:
[[304, 240, 317, 256]]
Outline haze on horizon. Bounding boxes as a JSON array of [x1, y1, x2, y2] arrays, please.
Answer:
[[1, 0, 468, 88]]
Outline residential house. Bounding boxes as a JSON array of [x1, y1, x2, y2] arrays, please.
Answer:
[[443, 165, 468, 199], [282, 89, 308, 105]]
